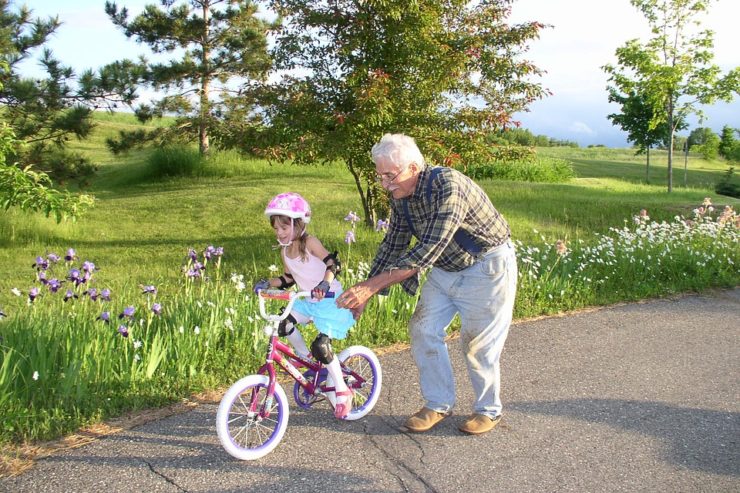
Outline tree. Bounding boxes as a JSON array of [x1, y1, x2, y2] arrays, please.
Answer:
[[718, 125, 736, 159], [603, 0, 740, 192], [687, 126, 716, 148], [0, 1, 137, 182], [606, 88, 682, 183], [229, 0, 547, 224], [105, 0, 275, 155], [694, 131, 720, 160], [0, 57, 94, 221]]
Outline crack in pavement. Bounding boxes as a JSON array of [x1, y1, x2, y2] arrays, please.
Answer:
[[364, 416, 440, 493], [143, 460, 187, 492]]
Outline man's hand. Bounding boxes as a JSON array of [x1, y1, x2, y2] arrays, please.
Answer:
[[349, 303, 367, 320], [336, 281, 377, 309]]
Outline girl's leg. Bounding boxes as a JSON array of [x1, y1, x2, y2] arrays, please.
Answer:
[[286, 311, 311, 359], [321, 338, 352, 418]]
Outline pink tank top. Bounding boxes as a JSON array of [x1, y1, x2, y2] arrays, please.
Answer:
[[282, 250, 341, 293]]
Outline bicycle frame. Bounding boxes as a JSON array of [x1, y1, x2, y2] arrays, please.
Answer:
[[253, 289, 367, 419]]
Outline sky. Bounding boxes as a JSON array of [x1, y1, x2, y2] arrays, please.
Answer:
[[13, 0, 740, 148]]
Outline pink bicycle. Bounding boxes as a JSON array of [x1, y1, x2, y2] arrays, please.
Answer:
[[216, 289, 383, 460]]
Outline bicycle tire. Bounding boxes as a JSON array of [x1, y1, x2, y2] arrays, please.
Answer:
[[338, 346, 382, 421], [216, 374, 289, 460]]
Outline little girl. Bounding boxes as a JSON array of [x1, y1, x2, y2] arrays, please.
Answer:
[[253, 192, 356, 419]]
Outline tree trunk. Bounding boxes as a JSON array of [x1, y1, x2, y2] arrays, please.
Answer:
[[646, 145, 650, 184], [683, 143, 688, 187], [346, 159, 376, 228], [666, 97, 674, 193], [199, 2, 210, 155]]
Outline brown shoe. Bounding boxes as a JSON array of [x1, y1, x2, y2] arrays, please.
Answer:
[[402, 407, 451, 433], [458, 414, 502, 435]]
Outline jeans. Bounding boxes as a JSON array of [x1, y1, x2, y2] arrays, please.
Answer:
[[409, 240, 517, 418]]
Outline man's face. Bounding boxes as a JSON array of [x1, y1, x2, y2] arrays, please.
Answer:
[[374, 158, 419, 200]]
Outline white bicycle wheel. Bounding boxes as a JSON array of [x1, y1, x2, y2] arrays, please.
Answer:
[[216, 374, 290, 460], [338, 346, 383, 421]]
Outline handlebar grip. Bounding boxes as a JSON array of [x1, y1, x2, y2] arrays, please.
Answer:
[[258, 289, 292, 300]]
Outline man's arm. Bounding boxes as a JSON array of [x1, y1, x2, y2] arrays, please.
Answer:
[[336, 267, 418, 312]]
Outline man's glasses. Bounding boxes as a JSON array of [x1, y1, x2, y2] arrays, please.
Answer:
[[374, 168, 405, 184]]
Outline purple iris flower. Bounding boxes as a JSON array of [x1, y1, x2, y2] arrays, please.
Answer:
[[344, 211, 361, 224], [119, 306, 135, 319], [188, 248, 198, 261], [37, 271, 48, 284], [64, 248, 77, 262], [214, 247, 224, 256], [33, 256, 49, 270], [117, 325, 129, 338], [68, 269, 83, 286], [376, 219, 389, 232], [186, 269, 201, 278], [100, 289, 112, 301], [47, 253, 60, 264], [345, 230, 356, 244], [82, 261, 95, 273], [85, 288, 99, 301], [97, 311, 110, 323], [47, 279, 63, 293], [28, 287, 40, 303], [141, 285, 157, 296], [204, 246, 215, 260], [63, 289, 78, 302], [151, 303, 162, 316]]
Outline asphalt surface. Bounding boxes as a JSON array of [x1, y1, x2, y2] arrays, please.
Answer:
[[2, 289, 739, 492]]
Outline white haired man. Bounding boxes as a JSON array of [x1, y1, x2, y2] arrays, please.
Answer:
[[336, 133, 517, 435]]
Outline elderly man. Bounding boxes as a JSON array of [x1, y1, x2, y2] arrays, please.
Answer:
[[336, 133, 517, 435]]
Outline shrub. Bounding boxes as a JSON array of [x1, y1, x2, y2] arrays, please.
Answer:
[[467, 156, 574, 183], [147, 146, 204, 178], [715, 167, 740, 198]]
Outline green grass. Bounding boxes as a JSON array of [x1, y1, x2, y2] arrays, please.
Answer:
[[0, 115, 738, 446], [537, 146, 734, 189]]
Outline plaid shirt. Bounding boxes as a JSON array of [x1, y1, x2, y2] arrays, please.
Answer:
[[369, 166, 510, 295]]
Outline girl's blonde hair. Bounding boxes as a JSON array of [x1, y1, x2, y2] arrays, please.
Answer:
[[270, 215, 309, 260]]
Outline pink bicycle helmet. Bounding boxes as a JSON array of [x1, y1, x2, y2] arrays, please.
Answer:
[[264, 192, 312, 224]]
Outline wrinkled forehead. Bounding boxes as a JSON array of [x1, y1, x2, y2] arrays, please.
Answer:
[[374, 155, 404, 174]]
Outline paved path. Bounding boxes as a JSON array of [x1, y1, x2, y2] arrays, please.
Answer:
[[2, 289, 739, 492]]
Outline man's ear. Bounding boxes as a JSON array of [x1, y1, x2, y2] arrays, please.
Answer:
[[409, 161, 420, 174]]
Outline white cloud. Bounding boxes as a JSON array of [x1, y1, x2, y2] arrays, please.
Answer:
[[569, 121, 596, 135]]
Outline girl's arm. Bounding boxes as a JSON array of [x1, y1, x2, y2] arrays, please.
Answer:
[[306, 236, 336, 299]]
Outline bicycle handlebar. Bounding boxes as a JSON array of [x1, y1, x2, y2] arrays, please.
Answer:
[[257, 289, 335, 322], [258, 289, 335, 300]]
